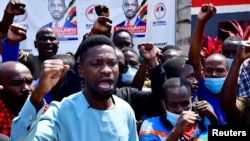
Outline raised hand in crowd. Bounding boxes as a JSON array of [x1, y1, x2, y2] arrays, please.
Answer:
[[7, 23, 26, 45], [138, 42, 162, 68], [189, 3, 217, 80], [195, 100, 219, 125], [197, 3, 217, 23], [95, 4, 110, 17], [88, 5, 112, 37], [0, 0, 26, 34], [167, 111, 199, 140], [0, 0, 26, 54], [88, 16, 112, 38], [5, 0, 25, 15], [221, 43, 250, 124], [30, 59, 69, 109]]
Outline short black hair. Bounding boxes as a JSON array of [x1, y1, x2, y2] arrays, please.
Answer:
[[161, 45, 181, 53], [50, 54, 75, 69], [161, 57, 188, 79], [161, 77, 191, 98], [222, 36, 242, 50], [113, 29, 133, 43], [77, 35, 115, 62], [121, 47, 139, 56], [206, 53, 229, 70]]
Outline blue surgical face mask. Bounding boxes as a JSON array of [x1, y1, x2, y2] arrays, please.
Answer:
[[227, 58, 233, 68], [166, 110, 180, 126], [204, 77, 226, 94], [121, 67, 137, 85]]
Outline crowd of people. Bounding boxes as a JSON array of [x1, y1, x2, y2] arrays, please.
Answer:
[[0, 1, 250, 141]]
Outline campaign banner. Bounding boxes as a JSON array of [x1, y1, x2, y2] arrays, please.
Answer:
[[0, 0, 176, 55]]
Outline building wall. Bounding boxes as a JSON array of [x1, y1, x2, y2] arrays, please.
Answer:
[[176, 0, 191, 56]]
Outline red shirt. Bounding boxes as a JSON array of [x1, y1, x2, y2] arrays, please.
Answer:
[[0, 98, 49, 136], [0, 99, 13, 136]]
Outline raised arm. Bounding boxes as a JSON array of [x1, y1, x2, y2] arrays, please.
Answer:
[[138, 42, 165, 95], [10, 59, 69, 140], [30, 59, 69, 109], [0, 0, 25, 54], [220, 44, 250, 118], [188, 3, 216, 80], [2, 23, 26, 62], [130, 60, 147, 90]]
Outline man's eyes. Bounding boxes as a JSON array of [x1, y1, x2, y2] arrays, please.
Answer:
[[91, 60, 117, 66]]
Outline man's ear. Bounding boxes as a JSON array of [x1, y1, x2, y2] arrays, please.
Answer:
[[77, 64, 84, 78]]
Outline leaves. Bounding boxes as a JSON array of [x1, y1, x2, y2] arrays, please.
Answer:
[[201, 35, 222, 58], [220, 20, 250, 40]]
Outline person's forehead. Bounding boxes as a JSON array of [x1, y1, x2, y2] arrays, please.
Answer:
[[37, 28, 54, 34], [124, 0, 137, 4], [222, 45, 238, 51], [124, 51, 138, 59], [0, 65, 31, 81], [165, 86, 190, 100], [85, 45, 116, 57], [115, 32, 132, 41], [37, 31, 57, 38], [49, 0, 65, 4], [204, 61, 227, 69], [206, 54, 226, 62], [182, 64, 194, 74]]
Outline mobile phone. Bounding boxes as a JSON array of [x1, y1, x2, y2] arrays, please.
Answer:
[[192, 97, 202, 121]]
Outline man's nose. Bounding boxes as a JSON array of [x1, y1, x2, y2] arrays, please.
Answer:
[[175, 105, 184, 115], [100, 64, 112, 74], [193, 78, 198, 84], [211, 71, 218, 78], [22, 84, 32, 92]]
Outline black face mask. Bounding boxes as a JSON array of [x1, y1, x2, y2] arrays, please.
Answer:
[[116, 65, 130, 88]]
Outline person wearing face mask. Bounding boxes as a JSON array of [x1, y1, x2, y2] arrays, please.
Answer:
[[118, 46, 152, 92], [188, 3, 229, 125], [222, 36, 242, 68], [226, 37, 250, 98], [189, 3, 250, 99], [139, 78, 216, 141], [117, 47, 139, 87], [117, 63, 137, 86], [220, 41, 250, 125]]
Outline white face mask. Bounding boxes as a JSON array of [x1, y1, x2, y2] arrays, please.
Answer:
[[204, 77, 226, 94], [166, 110, 180, 126], [121, 67, 137, 84]]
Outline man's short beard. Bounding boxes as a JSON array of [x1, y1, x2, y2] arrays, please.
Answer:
[[88, 84, 114, 100]]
